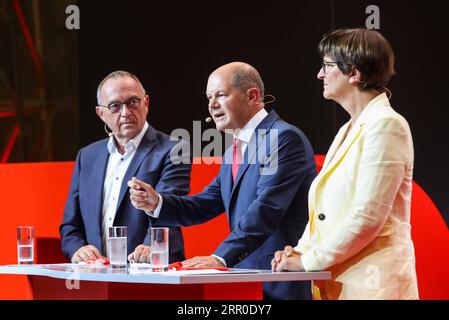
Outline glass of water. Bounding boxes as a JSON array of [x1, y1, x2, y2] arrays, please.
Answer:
[[108, 226, 127, 268], [149, 227, 169, 271], [17, 226, 34, 264]]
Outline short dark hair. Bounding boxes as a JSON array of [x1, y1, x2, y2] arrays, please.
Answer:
[[318, 28, 395, 91], [229, 65, 265, 97]]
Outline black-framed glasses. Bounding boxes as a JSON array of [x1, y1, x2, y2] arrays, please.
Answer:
[[100, 97, 143, 114], [321, 61, 338, 74]]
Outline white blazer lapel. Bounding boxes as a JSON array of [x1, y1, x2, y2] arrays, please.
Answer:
[[321, 121, 352, 171], [322, 123, 363, 179], [325, 93, 389, 176], [307, 121, 351, 221]]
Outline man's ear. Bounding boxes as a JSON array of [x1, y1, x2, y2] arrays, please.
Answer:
[[95, 106, 105, 120], [247, 87, 261, 104], [144, 95, 150, 112], [348, 68, 362, 85]]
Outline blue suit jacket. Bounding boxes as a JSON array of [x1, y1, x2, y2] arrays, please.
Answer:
[[156, 111, 316, 299], [60, 125, 191, 263]]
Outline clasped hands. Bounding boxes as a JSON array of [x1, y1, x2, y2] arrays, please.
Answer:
[[271, 245, 305, 272]]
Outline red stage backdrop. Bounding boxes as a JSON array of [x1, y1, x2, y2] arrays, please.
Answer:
[[0, 157, 448, 299]]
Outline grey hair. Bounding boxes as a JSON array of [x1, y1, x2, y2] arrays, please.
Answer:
[[96, 70, 146, 105]]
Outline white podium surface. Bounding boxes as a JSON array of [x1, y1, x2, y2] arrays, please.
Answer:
[[0, 264, 331, 284]]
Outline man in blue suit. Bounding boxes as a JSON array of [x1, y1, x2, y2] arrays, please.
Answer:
[[60, 70, 191, 264], [129, 62, 316, 299]]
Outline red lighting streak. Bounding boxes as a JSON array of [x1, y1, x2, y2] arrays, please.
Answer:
[[1, 126, 20, 163]]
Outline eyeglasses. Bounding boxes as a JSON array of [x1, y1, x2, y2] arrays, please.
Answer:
[[100, 97, 143, 114], [321, 61, 338, 74]]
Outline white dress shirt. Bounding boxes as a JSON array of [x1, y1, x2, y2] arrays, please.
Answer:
[[232, 107, 268, 156], [101, 122, 149, 256]]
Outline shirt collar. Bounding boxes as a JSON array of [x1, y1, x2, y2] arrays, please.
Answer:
[[233, 108, 268, 144], [107, 121, 149, 155]]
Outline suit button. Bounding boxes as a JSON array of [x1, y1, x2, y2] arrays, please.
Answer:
[[318, 213, 326, 221]]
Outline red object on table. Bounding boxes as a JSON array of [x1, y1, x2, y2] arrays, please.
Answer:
[[83, 257, 110, 265], [168, 261, 229, 271]]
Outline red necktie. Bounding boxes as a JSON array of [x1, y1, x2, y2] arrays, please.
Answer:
[[232, 138, 242, 181]]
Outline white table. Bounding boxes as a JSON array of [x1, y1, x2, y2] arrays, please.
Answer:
[[0, 264, 331, 300]]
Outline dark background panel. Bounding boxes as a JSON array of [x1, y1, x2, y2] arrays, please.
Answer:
[[76, 0, 448, 225], [333, 2, 449, 222], [1, 1, 446, 229], [0, 0, 78, 162], [79, 0, 335, 153], [1, 0, 446, 223]]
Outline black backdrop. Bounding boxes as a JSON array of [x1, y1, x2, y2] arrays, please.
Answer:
[[79, 0, 449, 226]]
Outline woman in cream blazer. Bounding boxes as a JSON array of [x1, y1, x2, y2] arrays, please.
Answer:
[[272, 29, 419, 300]]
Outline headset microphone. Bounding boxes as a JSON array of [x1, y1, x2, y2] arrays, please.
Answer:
[[104, 123, 114, 137]]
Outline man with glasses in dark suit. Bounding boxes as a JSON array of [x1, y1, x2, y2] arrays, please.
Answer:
[[60, 70, 191, 264]]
